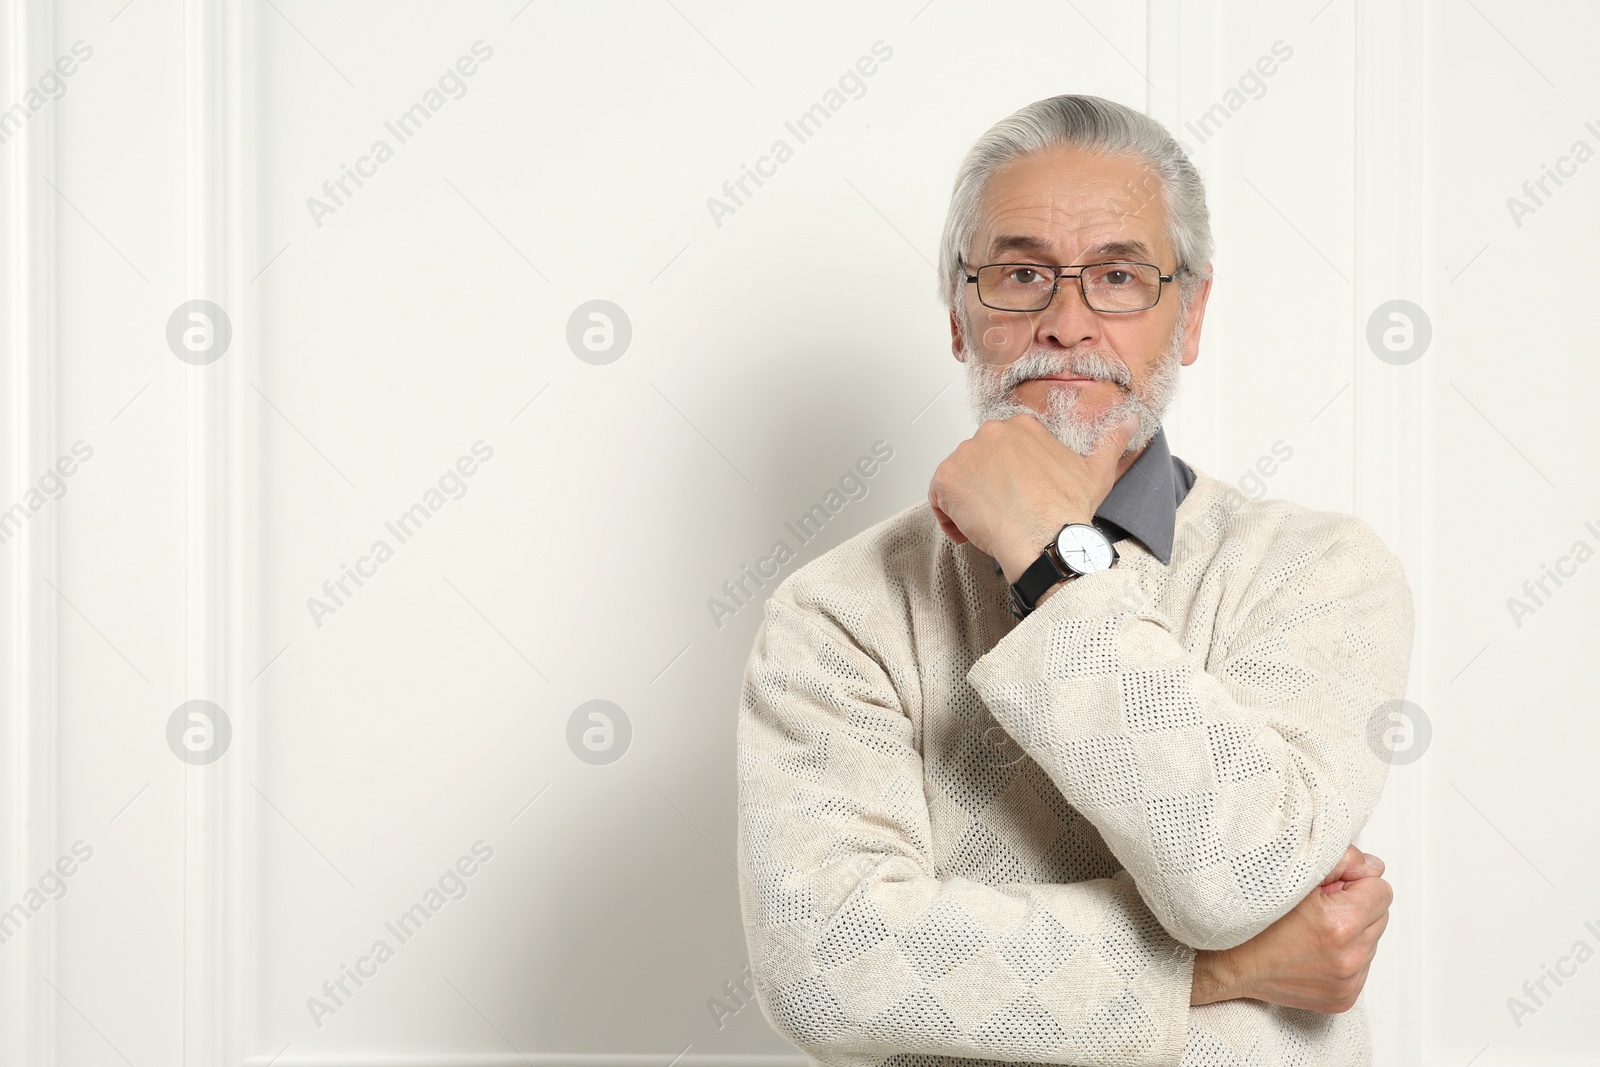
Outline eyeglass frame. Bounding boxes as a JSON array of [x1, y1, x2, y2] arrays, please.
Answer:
[[963, 259, 1190, 314]]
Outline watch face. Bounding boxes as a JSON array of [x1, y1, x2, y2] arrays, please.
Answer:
[[1055, 523, 1115, 574]]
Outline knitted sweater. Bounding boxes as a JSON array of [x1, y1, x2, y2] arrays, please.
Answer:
[[734, 466, 1415, 1067]]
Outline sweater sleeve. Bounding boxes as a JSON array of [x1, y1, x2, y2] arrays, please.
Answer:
[[736, 591, 1196, 1067], [965, 516, 1416, 952]]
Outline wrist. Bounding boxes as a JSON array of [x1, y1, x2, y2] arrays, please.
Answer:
[[1190, 948, 1241, 1006], [998, 513, 1093, 585]]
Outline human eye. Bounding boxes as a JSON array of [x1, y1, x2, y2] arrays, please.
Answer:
[[1005, 265, 1048, 285], [1096, 263, 1137, 286]]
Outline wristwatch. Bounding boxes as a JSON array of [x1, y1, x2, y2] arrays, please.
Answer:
[[1008, 521, 1119, 619]]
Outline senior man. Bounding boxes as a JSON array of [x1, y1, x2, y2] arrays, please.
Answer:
[[735, 94, 1415, 1066]]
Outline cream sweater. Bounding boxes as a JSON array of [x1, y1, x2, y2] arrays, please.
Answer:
[[734, 467, 1415, 1067]]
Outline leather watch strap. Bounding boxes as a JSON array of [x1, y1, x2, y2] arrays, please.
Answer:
[[1008, 547, 1068, 620]]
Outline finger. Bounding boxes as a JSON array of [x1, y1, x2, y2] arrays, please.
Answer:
[[930, 504, 968, 544], [1337, 857, 1388, 883], [1341, 877, 1394, 923], [1097, 413, 1139, 461], [1320, 855, 1389, 893], [1109, 412, 1141, 453]]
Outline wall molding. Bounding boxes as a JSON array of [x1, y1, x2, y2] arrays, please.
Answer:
[[1146, 0, 1221, 471], [1353, 2, 1427, 1065], [3, 1, 60, 1065], [182, 0, 252, 1062]]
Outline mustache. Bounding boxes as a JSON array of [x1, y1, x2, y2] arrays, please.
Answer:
[[978, 348, 1134, 394]]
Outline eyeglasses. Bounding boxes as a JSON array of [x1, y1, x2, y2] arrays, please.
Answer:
[[965, 260, 1184, 313]]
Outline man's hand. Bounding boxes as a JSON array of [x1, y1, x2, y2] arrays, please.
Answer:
[[1191, 845, 1392, 1013], [927, 411, 1141, 584]]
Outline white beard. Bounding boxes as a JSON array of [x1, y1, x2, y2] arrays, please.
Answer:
[[961, 312, 1186, 457]]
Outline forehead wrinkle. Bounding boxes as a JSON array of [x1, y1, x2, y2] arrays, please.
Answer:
[[991, 235, 1157, 266], [975, 182, 1169, 265]]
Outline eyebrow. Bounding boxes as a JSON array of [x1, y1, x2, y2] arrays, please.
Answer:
[[987, 234, 1155, 263]]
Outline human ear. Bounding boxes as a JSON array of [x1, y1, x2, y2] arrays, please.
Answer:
[[1180, 270, 1214, 368]]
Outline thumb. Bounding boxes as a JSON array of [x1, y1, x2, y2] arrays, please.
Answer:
[[1092, 412, 1142, 470]]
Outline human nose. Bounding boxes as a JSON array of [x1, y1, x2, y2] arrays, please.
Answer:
[[1033, 271, 1100, 349]]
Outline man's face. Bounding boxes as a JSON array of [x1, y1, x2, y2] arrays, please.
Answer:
[[952, 144, 1211, 457]]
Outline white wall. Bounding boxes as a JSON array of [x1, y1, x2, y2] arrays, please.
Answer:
[[1, 1, 1596, 1064]]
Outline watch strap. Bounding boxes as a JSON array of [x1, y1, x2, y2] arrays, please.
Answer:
[[1009, 547, 1068, 620], [1007, 523, 1119, 620]]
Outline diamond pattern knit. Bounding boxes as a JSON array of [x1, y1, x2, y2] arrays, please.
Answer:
[[735, 467, 1415, 1067]]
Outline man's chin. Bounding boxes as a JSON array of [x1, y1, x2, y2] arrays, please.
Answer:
[[1015, 407, 1103, 454], [1033, 403, 1148, 457], [1012, 377, 1107, 404], [1013, 381, 1109, 426]]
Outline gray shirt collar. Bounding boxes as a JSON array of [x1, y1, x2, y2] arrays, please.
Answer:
[[1092, 424, 1194, 565]]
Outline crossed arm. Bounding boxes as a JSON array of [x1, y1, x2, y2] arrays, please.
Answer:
[[735, 517, 1414, 1066]]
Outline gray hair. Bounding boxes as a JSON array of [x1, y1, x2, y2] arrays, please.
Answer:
[[937, 94, 1214, 328]]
